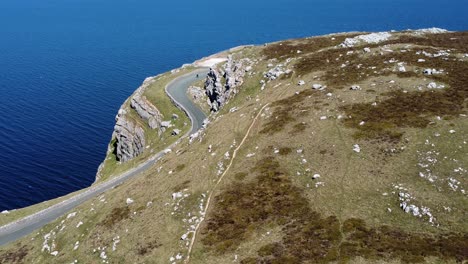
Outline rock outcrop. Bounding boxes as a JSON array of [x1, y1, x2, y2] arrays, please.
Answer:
[[130, 77, 163, 131], [205, 68, 224, 111], [204, 55, 251, 111], [113, 109, 145, 162]]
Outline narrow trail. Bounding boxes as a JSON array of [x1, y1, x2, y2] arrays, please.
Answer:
[[184, 103, 270, 263]]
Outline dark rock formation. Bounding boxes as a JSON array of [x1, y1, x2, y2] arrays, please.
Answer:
[[204, 55, 251, 111]]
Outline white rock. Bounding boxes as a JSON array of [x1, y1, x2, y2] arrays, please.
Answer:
[[298, 80, 305, 86], [312, 174, 321, 179], [73, 241, 80, 251], [163, 148, 172, 154], [172, 192, 183, 200], [413, 28, 448, 34], [1, 210, 9, 214], [340, 32, 391, 47], [320, 116, 327, 120], [67, 212, 77, 219], [51, 251, 59, 256], [350, 85, 361, 90], [417, 59, 426, 62], [398, 65, 406, 72], [449, 130, 456, 134], [353, 144, 361, 153], [363, 47, 371, 53], [76, 221, 83, 228], [161, 121, 171, 128], [427, 82, 437, 89], [126, 198, 134, 205], [312, 84, 324, 90]]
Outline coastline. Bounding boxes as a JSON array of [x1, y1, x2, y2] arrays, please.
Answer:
[[0, 54, 228, 245]]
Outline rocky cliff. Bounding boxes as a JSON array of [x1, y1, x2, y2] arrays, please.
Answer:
[[112, 110, 145, 162], [110, 77, 165, 162], [130, 77, 163, 131]]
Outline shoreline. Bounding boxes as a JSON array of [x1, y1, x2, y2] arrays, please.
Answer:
[[0, 55, 228, 245]]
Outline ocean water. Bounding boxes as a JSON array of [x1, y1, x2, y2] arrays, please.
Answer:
[[0, 0, 467, 211]]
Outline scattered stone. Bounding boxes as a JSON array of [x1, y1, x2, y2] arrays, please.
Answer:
[[312, 174, 321, 179], [427, 82, 445, 89], [312, 83, 324, 90], [1, 210, 9, 214], [363, 47, 371, 53], [73, 241, 79, 251], [76, 221, 83, 228], [172, 192, 183, 200], [51, 251, 59, 256], [164, 148, 172, 154], [161, 121, 171, 128], [353, 144, 361, 153], [172, 129, 181, 136], [126, 198, 134, 205], [67, 212, 77, 219], [172, 113, 179, 119], [350, 85, 361, 90], [298, 80, 305, 86]]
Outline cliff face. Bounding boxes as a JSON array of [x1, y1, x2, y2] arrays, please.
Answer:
[[113, 110, 145, 162], [111, 77, 164, 162]]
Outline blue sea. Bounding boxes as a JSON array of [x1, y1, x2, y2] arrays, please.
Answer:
[[0, 0, 467, 211]]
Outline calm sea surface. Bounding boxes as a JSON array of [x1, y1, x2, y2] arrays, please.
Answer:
[[0, 0, 467, 210]]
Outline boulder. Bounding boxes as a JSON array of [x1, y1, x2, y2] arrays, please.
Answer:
[[172, 129, 181, 136], [312, 84, 324, 90]]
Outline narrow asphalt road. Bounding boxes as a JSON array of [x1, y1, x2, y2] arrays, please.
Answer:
[[0, 68, 209, 247]]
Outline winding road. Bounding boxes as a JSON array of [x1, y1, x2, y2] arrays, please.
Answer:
[[0, 68, 209, 247]]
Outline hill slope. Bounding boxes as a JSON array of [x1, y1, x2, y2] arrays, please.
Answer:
[[1, 29, 467, 264]]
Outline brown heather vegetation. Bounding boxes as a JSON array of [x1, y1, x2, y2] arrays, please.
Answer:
[[285, 32, 468, 141], [136, 240, 161, 256], [260, 89, 317, 135], [0, 245, 29, 264], [341, 50, 467, 142], [100, 206, 130, 228], [202, 157, 468, 263]]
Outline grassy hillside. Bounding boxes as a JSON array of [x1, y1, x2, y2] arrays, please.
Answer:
[[1, 30, 467, 264]]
